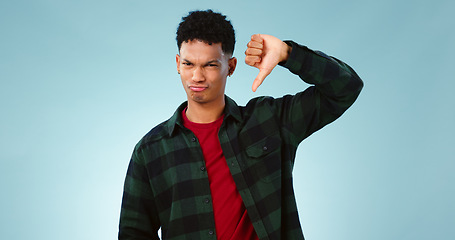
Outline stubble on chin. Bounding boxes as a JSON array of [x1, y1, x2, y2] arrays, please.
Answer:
[[190, 92, 205, 103]]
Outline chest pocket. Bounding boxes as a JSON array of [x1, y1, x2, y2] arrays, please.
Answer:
[[244, 135, 282, 182]]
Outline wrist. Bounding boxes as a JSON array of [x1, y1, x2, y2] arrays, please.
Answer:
[[279, 41, 292, 64]]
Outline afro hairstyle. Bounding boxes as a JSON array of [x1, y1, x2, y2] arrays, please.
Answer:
[[176, 10, 235, 55]]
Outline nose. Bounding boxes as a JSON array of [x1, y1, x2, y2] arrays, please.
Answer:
[[192, 67, 205, 82]]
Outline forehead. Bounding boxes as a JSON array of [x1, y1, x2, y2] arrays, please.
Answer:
[[179, 40, 225, 60]]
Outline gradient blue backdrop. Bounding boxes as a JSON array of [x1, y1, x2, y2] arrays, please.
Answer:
[[1, 0, 454, 239]]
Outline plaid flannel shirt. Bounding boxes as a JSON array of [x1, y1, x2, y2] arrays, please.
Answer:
[[119, 41, 363, 240]]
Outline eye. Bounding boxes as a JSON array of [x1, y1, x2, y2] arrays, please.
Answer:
[[182, 62, 192, 66]]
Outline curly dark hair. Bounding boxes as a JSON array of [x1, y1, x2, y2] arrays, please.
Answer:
[[176, 10, 235, 55]]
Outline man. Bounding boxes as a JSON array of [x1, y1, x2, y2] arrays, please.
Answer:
[[119, 9, 363, 240]]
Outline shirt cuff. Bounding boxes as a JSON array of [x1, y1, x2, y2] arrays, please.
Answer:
[[279, 40, 310, 75]]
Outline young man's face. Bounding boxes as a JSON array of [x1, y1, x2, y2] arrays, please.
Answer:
[[176, 39, 236, 107]]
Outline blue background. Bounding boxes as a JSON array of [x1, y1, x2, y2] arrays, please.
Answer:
[[1, 0, 454, 239]]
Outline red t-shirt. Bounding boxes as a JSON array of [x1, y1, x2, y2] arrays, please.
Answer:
[[183, 110, 259, 240]]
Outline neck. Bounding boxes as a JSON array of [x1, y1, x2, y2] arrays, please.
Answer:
[[185, 99, 225, 123]]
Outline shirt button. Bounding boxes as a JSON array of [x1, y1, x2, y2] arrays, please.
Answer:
[[191, 137, 197, 142], [208, 230, 214, 235], [204, 198, 210, 204], [200, 166, 206, 171], [263, 146, 268, 151]]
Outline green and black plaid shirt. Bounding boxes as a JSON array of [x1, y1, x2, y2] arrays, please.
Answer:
[[119, 41, 363, 240]]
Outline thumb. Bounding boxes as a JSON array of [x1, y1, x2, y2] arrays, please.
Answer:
[[252, 68, 272, 92]]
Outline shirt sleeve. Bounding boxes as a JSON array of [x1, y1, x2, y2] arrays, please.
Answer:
[[118, 146, 161, 240], [276, 40, 364, 146]]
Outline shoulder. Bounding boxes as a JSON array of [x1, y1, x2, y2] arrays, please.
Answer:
[[134, 102, 187, 154], [242, 95, 292, 115], [244, 95, 275, 110], [225, 94, 290, 119], [133, 117, 174, 155], [238, 96, 282, 129]]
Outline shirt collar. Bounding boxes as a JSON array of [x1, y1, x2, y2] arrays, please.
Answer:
[[165, 95, 242, 136]]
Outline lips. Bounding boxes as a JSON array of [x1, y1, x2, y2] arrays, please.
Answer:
[[189, 86, 207, 92]]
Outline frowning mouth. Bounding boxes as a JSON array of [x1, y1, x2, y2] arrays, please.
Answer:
[[189, 86, 207, 92]]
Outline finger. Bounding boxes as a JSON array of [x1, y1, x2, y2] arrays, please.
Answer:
[[252, 68, 272, 92], [245, 55, 261, 66], [247, 40, 263, 49], [245, 47, 262, 56], [251, 34, 263, 44]]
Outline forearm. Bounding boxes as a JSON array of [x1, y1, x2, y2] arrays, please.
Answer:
[[119, 151, 161, 240], [282, 41, 363, 105], [277, 41, 363, 142]]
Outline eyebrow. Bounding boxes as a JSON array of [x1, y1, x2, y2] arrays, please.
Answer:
[[182, 59, 221, 65]]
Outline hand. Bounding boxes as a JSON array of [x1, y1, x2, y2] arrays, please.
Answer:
[[245, 34, 291, 92]]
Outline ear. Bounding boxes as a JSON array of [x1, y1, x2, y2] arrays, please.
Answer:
[[176, 54, 180, 73], [228, 57, 237, 76]]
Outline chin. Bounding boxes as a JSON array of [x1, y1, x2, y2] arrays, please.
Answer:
[[190, 93, 207, 103]]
